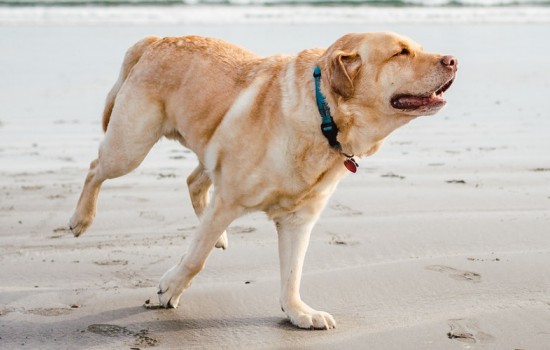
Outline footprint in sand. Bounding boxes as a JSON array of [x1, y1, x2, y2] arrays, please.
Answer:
[[328, 233, 359, 246], [87, 324, 133, 337], [330, 203, 362, 216], [139, 211, 165, 222], [425, 265, 481, 283], [87, 324, 158, 346], [447, 319, 494, 344], [0, 307, 14, 316], [118, 195, 149, 203], [26, 308, 73, 316], [228, 225, 256, 234], [93, 259, 128, 266]]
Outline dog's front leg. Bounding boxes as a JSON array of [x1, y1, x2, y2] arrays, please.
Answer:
[[158, 196, 241, 308], [276, 213, 336, 330]]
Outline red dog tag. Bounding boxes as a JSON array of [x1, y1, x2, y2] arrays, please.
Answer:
[[344, 158, 358, 173]]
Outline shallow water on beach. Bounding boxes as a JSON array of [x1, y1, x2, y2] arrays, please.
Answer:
[[2, 0, 550, 6]]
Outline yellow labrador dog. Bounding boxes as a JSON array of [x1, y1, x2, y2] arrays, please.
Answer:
[[70, 32, 457, 330]]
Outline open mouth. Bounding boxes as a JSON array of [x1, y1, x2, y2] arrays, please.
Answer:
[[391, 78, 454, 111]]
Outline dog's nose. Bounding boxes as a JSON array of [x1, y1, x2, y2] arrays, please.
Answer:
[[441, 55, 458, 71]]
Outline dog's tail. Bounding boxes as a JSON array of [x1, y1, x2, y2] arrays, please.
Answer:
[[102, 36, 161, 132]]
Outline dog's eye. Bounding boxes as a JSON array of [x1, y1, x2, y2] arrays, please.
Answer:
[[400, 48, 410, 55], [394, 48, 410, 57]]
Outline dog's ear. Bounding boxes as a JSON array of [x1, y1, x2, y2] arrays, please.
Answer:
[[330, 51, 362, 99]]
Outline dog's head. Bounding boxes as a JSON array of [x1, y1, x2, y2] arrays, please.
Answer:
[[319, 32, 457, 155], [323, 32, 457, 116]]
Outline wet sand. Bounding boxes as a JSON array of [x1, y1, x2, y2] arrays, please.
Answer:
[[1, 16, 550, 349]]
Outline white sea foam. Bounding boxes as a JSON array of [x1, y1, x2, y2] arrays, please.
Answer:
[[1, 5, 550, 25], [2, 0, 550, 5]]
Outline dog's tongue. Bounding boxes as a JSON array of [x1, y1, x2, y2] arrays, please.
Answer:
[[394, 95, 432, 109], [392, 93, 445, 110], [399, 96, 430, 107]]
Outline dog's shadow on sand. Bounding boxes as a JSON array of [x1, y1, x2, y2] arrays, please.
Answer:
[[69, 304, 305, 335], [10, 305, 306, 347], [132, 314, 300, 332]]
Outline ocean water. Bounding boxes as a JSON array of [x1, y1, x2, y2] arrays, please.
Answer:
[[1, 4, 549, 24], [1, 0, 549, 25], [1, 0, 549, 6]]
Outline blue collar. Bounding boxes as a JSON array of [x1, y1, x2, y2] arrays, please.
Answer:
[[313, 66, 359, 173], [313, 66, 341, 150]]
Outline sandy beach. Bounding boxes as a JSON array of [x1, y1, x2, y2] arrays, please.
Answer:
[[1, 8, 550, 349]]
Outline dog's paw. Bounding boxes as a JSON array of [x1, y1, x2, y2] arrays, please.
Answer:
[[215, 231, 228, 250], [68, 213, 91, 237], [284, 303, 336, 330], [157, 265, 186, 308]]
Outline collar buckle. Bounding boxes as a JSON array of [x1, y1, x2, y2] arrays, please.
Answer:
[[320, 121, 341, 150]]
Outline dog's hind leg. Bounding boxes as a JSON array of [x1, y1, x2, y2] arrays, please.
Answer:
[[69, 89, 164, 237], [158, 194, 242, 308], [187, 164, 229, 250], [276, 208, 336, 330]]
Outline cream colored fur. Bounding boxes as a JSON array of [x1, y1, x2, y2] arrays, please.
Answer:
[[69, 32, 457, 330]]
